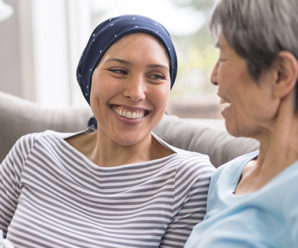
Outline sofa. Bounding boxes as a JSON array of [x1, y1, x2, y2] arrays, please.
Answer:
[[0, 91, 259, 167]]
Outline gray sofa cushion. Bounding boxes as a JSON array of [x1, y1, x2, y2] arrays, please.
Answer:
[[0, 91, 259, 166], [154, 115, 259, 167], [0, 91, 92, 161]]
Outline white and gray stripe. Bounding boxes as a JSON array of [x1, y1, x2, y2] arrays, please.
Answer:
[[0, 131, 214, 248]]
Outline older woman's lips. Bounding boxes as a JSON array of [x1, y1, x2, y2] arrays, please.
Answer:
[[219, 97, 228, 104], [219, 97, 231, 114]]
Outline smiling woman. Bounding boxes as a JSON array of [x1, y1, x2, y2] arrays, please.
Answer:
[[88, 33, 171, 153], [0, 0, 218, 118], [211, 33, 277, 137], [0, 14, 215, 248], [185, 0, 298, 247], [87, 0, 219, 118]]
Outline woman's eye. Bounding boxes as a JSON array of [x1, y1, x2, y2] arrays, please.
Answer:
[[108, 68, 127, 75], [149, 73, 166, 80]]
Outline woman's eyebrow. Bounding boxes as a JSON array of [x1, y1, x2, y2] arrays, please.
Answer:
[[105, 58, 168, 69], [147, 64, 169, 70], [105, 58, 132, 65]]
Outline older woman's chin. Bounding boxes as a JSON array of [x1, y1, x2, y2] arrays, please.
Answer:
[[224, 120, 235, 136], [223, 119, 242, 138]]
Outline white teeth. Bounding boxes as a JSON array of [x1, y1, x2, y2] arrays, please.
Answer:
[[112, 107, 145, 119]]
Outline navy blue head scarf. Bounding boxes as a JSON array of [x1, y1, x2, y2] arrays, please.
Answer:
[[76, 14, 178, 105]]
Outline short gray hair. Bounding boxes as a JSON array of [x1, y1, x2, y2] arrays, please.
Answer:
[[210, 0, 298, 109]]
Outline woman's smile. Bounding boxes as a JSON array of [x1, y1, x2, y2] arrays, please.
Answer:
[[218, 95, 231, 115], [110, 104, 150, 120]]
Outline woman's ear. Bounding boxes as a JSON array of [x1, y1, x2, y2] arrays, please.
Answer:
[[273, 51, 298, 98]]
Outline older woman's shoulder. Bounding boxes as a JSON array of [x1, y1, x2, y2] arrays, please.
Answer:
[[218, 150, 259, 172], [209, 150, 259, 189]]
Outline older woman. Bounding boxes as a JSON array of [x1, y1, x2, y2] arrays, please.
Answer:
[[185, 0, 298, 247], [0, 15, 214, 248]]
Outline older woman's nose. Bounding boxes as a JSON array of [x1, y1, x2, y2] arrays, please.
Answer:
[[210, 61, 219, 86], [123, 76, 146, 102]]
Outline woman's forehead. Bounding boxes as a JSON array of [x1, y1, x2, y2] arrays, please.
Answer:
[[106, 33, 165, 51], [100, 33, 169, 63]]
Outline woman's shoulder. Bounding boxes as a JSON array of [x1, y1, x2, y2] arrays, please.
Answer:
[[17, 129, 76, 141], [13, 130, 85, 154], [208, 150, 259, 192], [153, 132, 215, 176], [2, 131, 62, 167], [154, 132, 213, 161], [176, 150, 214, 169], [216, 150, 259, 174], [168, 150, 216, 186], [12, 131, 47, 150]]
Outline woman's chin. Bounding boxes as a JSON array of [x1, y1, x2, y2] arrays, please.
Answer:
[[224, 119, 239, 137]]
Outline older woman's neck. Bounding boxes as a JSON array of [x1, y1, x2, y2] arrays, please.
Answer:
[[257, 110, 298, 174]]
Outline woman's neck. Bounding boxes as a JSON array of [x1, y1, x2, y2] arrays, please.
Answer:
[[257, 112, 298, 173], [81, 130, 173, 167], [235, 112, 298, 195], [91, 132, 150, 167]]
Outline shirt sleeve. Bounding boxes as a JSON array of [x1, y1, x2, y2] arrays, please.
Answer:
[[0, 134, 36, 238], [160, 155, 215, 248]]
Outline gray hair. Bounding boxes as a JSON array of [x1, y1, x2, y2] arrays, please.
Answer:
[[210, 0, 298, 109]]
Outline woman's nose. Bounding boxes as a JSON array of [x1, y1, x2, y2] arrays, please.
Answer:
[[123, 76, 146, 102], [210, 61, 219, 86]]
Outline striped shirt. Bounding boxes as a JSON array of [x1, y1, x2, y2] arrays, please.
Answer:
[[0, 130, 215, 248]]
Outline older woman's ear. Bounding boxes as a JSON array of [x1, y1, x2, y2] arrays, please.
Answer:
[[273, 51, 298, 99]]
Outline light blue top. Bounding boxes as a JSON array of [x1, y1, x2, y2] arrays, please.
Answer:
[[185, 151, 298, 248]]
